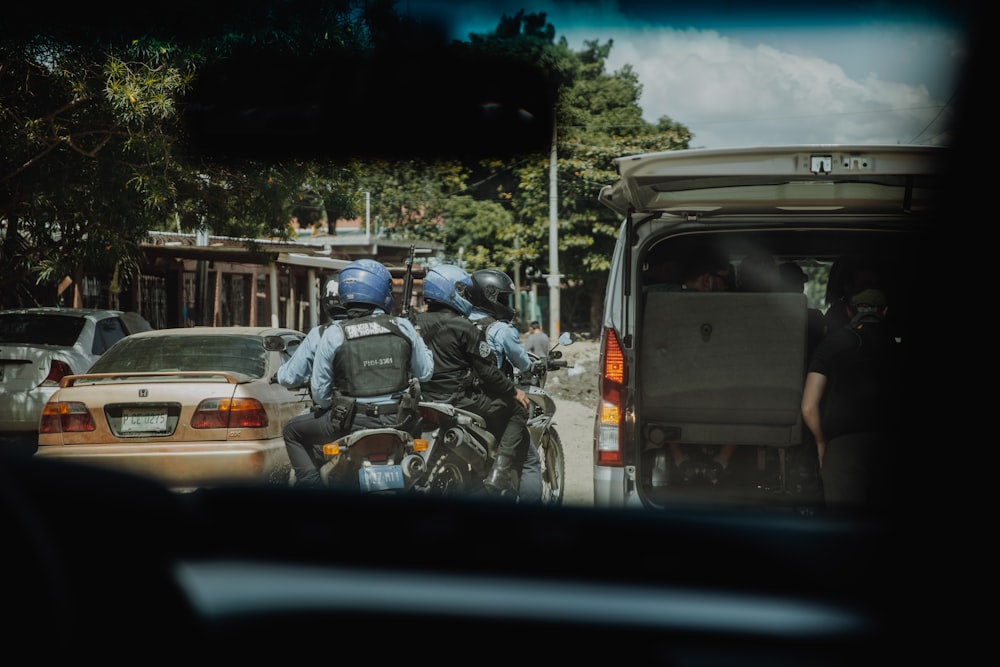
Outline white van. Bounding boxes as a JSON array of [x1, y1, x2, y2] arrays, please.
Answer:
[[592, 144, 943, 511]]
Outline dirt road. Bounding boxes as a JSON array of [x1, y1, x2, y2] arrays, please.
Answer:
[[550, 397, 596, 507], [538, 336, 601, 507]]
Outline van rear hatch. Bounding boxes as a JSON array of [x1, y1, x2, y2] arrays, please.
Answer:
[[599, 145, 945, 219]]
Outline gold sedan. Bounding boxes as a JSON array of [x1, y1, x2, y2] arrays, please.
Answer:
[[35, 326, 311, 491]]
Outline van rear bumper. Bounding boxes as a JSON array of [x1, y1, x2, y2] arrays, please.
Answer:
[[593, 465, 643, 509]]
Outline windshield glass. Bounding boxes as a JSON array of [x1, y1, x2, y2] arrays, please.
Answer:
[[88, 336, 268, 378], [0, 1, 969, 516], [0, 314, 86, 346]]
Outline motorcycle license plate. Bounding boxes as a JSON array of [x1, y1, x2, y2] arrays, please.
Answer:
[[358, 465, 404, 492]]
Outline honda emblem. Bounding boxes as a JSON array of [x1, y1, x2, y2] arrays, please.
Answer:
[[139, 389, 148, 397]]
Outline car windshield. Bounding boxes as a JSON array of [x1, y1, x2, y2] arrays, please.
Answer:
[[0, 1, 979, 660], [0, 314, 86, 346], [88, 335, 269, 378]]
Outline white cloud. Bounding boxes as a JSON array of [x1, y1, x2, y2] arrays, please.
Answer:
[[411, 1, 963, 149], [569, 26, 955, 148]]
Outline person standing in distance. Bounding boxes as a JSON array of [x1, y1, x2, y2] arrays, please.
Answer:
[[524, 320, 550, 358], [801, 288, 902, 510], [415, 264, 530, 500], [284, 259, 434, 489], [467, 268, 543, 503]]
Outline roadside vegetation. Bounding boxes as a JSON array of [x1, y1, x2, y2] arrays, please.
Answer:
[[0, 1, 691, 332]]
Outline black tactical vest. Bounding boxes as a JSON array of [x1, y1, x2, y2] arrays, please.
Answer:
[[473, 315, 514, 379], [332, 314, 412, 397]]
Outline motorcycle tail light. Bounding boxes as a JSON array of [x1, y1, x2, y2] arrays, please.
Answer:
[[418, 405, 449, 429], [351, 433, 404, 460]]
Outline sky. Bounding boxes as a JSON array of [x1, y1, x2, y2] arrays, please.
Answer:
[[406, 0, 971, 149]]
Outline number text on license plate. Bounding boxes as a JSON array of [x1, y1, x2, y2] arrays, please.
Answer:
[[121, 408, 168, 433], [358, 465, 404, 492]]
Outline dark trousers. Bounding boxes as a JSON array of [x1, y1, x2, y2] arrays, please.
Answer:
[[822, 430, 894, 509], [283, 407, 396, 488], [517, 440, 542, 503]]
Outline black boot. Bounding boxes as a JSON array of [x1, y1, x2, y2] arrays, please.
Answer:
[[484, 454, 518, 498]]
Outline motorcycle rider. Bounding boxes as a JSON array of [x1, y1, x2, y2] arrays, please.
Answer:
[[415, 263, 531, 499], [283, 259, 434, 489], [467, 268, 544, 503], [276, 274, 347, 390]]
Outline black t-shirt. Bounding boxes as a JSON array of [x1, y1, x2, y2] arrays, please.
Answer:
[[807, 314, 902, 441]]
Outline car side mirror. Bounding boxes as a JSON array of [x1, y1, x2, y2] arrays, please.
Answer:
[[263, 335, 287, 352]]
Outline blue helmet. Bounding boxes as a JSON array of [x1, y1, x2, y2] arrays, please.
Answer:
[[423, 264, 473, 316], [338, 259, 395, 313]]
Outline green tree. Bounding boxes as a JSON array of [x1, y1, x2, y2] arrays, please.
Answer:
[[0, 1, 380, 307], [466, 13, 692, 334]]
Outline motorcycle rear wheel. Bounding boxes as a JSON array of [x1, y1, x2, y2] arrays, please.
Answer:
[[425, 456, 473, 497], [538, 428, 566, 506]]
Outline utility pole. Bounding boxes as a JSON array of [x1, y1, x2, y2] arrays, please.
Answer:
[[547, 121, 561, 337]]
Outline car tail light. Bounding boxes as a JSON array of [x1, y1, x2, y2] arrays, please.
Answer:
[[191, 397, 269, 429], [40, 401, 96, 433], [39, 360, 72, 387], [596, 328, 625, 466]]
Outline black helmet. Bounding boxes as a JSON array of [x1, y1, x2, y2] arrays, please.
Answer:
[[468, 268, 516, 322]]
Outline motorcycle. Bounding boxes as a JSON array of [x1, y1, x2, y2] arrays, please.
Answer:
[[291, 382, 430, 494], [408, 331, 575, 504], [302, 332, 575, 503]]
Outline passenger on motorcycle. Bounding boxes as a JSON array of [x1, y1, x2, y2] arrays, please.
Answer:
[[415, 264, 531, 499], [276, 275, 347, 390], [467, 268, 543, 502], [283, 259, 434, 489]]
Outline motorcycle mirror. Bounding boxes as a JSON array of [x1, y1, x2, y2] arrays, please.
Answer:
[[557, 332, 576, 346]]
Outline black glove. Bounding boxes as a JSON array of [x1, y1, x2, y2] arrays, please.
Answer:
[[531, 360, 548, 375]]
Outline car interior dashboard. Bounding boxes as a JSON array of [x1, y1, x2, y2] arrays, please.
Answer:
[[3, 450, 902, 662]]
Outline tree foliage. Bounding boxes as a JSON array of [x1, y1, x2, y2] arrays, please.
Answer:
[[1, 2, 693, 332]]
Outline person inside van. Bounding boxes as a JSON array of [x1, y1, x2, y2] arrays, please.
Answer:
[[736, 252, 780, 292]]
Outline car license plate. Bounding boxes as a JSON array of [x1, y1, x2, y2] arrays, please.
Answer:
[[358, 465, 404, 492], [121, 407, 168, 433]]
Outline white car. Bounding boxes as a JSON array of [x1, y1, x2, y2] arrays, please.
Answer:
[[0, 308, 152, 454]]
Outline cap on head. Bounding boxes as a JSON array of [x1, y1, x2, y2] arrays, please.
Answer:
[[849, 288, 887, 309]]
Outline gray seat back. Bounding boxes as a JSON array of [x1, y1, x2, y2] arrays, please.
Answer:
[[639, 291, 807, 446]]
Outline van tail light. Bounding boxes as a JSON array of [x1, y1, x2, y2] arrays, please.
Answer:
[[191, 397, 269, 429], [596, 328, 625, 467], [39, 360, 72, 387], [40, 401, 96, 433]]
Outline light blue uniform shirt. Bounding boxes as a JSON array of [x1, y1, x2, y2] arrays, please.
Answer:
[[276, 324, 325, 389], [310, 310, 434, 409], [469, 309, 532, 373]]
